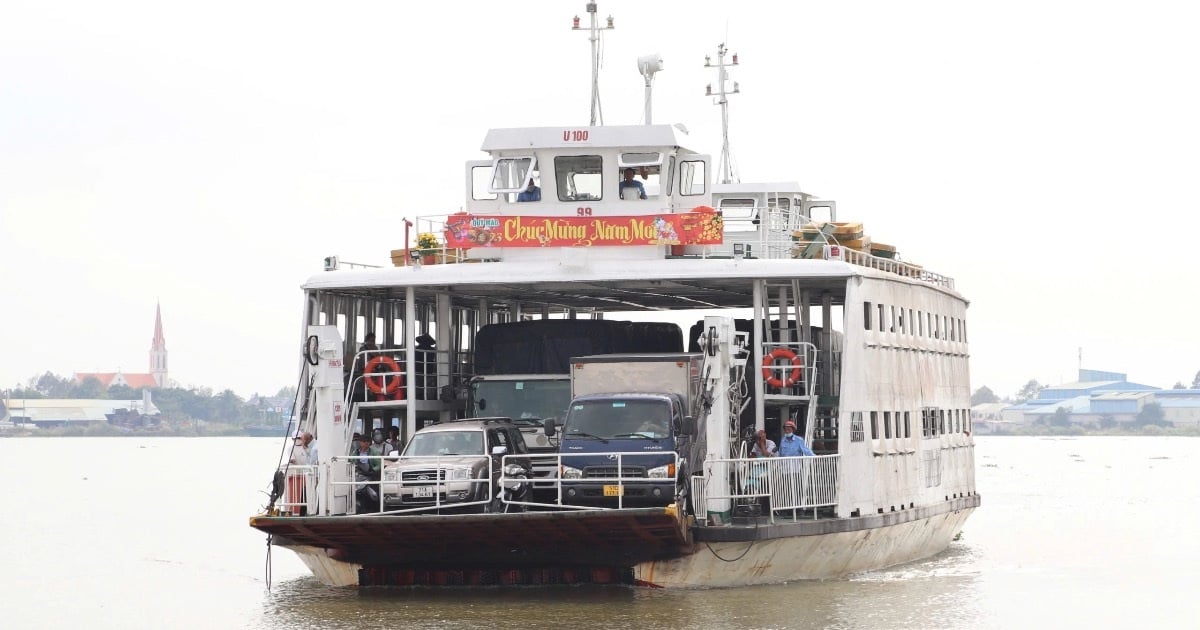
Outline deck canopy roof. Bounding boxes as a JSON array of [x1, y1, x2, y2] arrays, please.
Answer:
[[303, 259, 869, 313]]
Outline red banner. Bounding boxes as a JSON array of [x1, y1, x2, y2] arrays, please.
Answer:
[[443, 210, 724, 248]]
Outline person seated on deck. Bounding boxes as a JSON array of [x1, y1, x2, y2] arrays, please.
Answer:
[[368, 427, 388, 475], [516, 178, 541, 202], [619, 168, 648, 200], [750, 429, 777, 458], [384, 425, 401, 456]]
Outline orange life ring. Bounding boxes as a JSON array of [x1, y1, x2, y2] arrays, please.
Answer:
[[364, 355, 404, 397], [761, 348, 803, 388]]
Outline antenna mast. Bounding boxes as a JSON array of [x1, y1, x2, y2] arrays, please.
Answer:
[[572, 3, 615, 126], [705, 44, 741, 184]]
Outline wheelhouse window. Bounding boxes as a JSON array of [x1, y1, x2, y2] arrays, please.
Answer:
[[768, 196, 792, 225], [679, 160, 706, 196], [619, 152, 663, 197], [489, 157, 536, 194], [719, 198, 758, 228], [555, 155, 603, 202]]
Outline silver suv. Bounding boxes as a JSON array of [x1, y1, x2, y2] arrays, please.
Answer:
[[381, 418, 532, 513]]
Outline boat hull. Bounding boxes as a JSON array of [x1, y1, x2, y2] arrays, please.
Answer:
[[257, 495, 978, 588], [637, 499, 977, 587]]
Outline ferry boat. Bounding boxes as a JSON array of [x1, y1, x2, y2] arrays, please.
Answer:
[[248, 6, 979, 589]]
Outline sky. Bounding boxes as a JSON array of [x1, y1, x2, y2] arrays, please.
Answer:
[[3, 0, 1199, 400]]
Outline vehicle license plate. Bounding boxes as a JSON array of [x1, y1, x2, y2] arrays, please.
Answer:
[[603, 484, 624, 497], [414, 486, 433, 498]]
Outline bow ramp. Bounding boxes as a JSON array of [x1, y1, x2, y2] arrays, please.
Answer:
[[251, 506, 691, 569]]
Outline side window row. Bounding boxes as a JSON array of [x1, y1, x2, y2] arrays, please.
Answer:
[[863, 301, 967, 343], [861, 408, 972, 441]]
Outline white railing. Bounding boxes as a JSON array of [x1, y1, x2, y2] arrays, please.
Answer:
[[272, 453, 834, 521], [692, 454, 839, 523], [278, 464, 319, 516], [501, 452, 682, 511]]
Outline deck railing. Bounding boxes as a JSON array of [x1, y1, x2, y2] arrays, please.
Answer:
[[275, 453, 837, 520], [500, 452, 683, 512], [692, 454, 839, 524], [278, 464, 319, 516]]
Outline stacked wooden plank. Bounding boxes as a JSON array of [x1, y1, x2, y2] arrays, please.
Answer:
[[791, 222, 902, 264]]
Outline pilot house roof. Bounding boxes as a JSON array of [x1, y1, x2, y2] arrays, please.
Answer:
[[481, 125, 693, 152]]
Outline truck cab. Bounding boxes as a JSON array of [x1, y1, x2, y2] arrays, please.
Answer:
[[553, 392, 693, 507]]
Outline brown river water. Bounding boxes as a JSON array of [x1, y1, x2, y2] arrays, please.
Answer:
[[1, 436, 1196, 629]]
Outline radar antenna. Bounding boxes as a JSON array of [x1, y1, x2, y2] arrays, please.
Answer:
[[571, 2, 615, 126], [704, 44, 741, 184]]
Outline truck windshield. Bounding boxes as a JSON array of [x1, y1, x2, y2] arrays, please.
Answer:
[[471, 379, 572, 426], [404, 431, 484, 456], [565, 399, 672, 440]]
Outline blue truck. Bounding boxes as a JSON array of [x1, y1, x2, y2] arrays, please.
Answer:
[[550, 353, 703, 508]]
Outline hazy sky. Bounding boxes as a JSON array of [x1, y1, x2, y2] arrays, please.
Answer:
[[3, 1, 1198, 399]]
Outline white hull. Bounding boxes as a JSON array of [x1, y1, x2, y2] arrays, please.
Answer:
[[635, 506, 975, 588], [280, 502, 975, 589]]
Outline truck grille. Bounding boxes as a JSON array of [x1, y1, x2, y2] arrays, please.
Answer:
[[583, 466, 646, 479]]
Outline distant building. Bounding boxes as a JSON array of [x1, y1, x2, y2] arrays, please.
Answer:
[[74, 302, 169, 389], [969, 402, 1012, 433], [2, 391, 160, 428], [1001, 369, 1200, 427]]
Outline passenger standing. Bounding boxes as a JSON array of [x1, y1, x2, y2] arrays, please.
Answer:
[[349, 333, 380, 403], [777, 420, 814, 456], [289, 432, 310, 465], [301, 431, 318, 465], [359, 332, 378, 354], [776, 420, 813, 511], [414, 333, 437, 400]]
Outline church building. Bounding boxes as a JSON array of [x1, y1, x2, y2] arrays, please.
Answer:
[[74, 303, 169, 389]]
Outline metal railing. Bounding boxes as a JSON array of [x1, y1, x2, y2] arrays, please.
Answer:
[[273, 452, 835, 521], [692, 454, 839, 523], [278, 465, 319, 516], [501, 451, 683, 511]]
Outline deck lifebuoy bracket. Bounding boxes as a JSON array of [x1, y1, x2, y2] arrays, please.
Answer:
[[364, 355, 404, 397], [761, 348, 803, 388]]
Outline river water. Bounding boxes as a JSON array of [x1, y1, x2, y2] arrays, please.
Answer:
[[1, 436, 1196, 629]]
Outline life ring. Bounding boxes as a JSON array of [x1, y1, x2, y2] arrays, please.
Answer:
[[761, 348, 803, 388], [364, 355, 404, 397]]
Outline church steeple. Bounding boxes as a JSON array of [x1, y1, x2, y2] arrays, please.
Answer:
[[149, 302, 168, 388]]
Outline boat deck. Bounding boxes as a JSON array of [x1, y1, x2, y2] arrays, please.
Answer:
[[250, 506, 691, 567]]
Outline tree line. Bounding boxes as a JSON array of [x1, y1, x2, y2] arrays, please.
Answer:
[[5, 371, 295, 426]]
